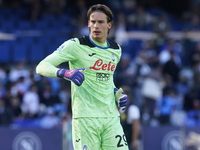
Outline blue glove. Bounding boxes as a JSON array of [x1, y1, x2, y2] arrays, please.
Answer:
[[57, 68, 86, 86], [114, 88, 128, 112]]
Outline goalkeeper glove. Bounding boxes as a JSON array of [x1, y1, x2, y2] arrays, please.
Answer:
[[57, 68, 85, 86], [114, 88, 128, 112]]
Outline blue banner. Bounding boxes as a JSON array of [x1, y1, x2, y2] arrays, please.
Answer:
[[0, 127, 62, 150], [142, 126, 200, 150]]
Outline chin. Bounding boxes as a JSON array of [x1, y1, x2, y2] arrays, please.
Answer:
[[93, 34, 100, 37], [92, 35, 100, 39], [94, 35, 101, 38]]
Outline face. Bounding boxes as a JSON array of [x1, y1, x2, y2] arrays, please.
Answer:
[[88, 11, 112, 43]]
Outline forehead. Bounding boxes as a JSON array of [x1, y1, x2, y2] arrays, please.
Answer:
[[89, 11, 107, 21]]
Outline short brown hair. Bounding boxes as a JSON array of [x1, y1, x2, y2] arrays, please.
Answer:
[[87, 4, 113, 23]]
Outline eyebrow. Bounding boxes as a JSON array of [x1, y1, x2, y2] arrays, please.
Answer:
[[90, 19, 105, 22]]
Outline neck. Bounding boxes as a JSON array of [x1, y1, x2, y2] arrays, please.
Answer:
[[90, 35, 106, 43], [89, 34, 110, 49]]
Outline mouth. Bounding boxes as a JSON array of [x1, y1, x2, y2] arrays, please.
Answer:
[[93, 31, 101, 35]]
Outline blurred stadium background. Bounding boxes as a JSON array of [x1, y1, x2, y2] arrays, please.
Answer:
[[0, 0, 200, 150]]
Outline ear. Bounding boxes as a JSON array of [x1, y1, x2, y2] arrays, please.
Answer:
[[88, 20, 90, 27], [107, 22, 112, 30]]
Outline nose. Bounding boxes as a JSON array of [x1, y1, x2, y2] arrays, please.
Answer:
[[94, 22, 99, 28]]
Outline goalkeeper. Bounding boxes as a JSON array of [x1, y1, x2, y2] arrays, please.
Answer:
[[36, 4, 128, 150]]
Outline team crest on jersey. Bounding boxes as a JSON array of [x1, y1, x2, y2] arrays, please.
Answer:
[[83, 145, 88, 150], [111, 53, 115, 62], [57, 44, 66, 52]]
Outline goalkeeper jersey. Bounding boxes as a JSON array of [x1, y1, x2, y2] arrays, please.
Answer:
[[36, 35, 122, 118]]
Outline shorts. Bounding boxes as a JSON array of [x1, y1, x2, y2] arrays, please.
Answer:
[[72, 117, 129, 150]]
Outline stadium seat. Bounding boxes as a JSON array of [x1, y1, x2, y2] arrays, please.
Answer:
[[29, 44, 46, 62], [0, 19, 17, 33], [58, 14, 71, 24], [12, 7, 28, 18], [34, 20, 49, 30], [19, 37, 35, 45], [41, 14, 56, 23], [17, 21, 33, 30], [0, 45, 11, 62], [12, 44, 28, 62], [47, 44, 58, 55], [43, 29, 57, 37], [56, 36, 69, 45], [37, 36, 55, 45]]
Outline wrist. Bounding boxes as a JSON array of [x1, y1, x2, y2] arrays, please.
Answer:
[[114, 88, 118, 95], [57, 69, 68, 78]]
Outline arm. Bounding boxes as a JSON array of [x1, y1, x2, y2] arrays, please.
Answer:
[[128, 105, 141, 150], [36, 54, 60, 78], [36, 39, 78, 77], [36, 41, 85, 86], [131, 119, 140, 150]]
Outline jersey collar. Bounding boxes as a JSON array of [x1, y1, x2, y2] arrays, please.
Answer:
[[89, 34, 110, 49]]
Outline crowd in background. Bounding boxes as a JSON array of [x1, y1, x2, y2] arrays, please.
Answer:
[[0, 0, 200, 148]]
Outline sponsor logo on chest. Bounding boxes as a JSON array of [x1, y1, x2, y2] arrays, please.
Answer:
[[89, 59, 116, 71]]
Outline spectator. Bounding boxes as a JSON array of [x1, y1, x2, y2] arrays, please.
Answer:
[[57, 86, 70, 114], [40, 106, 60, 128], [183, 88, 200, 112], [115, 53, 132, 87], [58, 86, 70, 105], [121, 0, 137, 16], [9, 96, 23, 120], [163, 51, 181, 83], [128, 50, 152, 79], [0, 64, 7, 86], [127, 50, 152, 87], [142, 39, 159, 67], [156, 89, 181, 125], [153, 14, 171, 34], [183, 14, 200, 31], [113, 12, 129, 45], [176, 73, 191, 98], [192, 60, 200, 92], [184, 98, 200, 126], [0, 79, 6, 99], [159, 38, 182, 66], [77, 14, 90, 36], [190, 41, 200, 66], [39, 82, 60, 106], [22, 84, 40, 118], [141, 65, 163, 125], [121, 50, 152, 107], [127, 5, 157, 30], [0, 98, 13, 126], [13, 76, 30, 98], [62, 113, 73, 150], [9, 62, 30, 83]]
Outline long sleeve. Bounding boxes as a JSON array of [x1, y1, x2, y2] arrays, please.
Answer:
[[36, 39, 78, 78], [36, 53, 61, 78]]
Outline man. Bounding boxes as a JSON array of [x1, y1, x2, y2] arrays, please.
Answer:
[[120, 86, 140, 150], [36, 4, 128, 150]]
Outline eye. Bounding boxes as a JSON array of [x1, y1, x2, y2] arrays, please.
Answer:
[[91, 20, 95, 24], [99, 21, 104, 23]]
